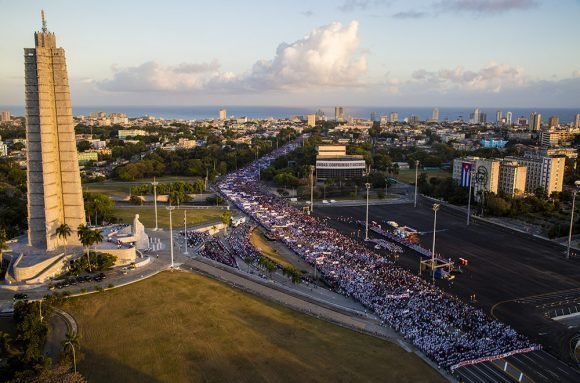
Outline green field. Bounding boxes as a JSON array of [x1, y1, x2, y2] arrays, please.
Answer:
[[397, 169, 451, 184], [62, 271, 444, 383], [84, 177, 202, 198], [112, 207, 224, 229]]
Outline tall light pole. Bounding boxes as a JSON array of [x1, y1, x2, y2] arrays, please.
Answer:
[[431, 203, 440, 282], [183, 209, 189, 255], [414, 160, 419, 208], [310, 165, 315, 214], [566, 181, 580, 259], [365, 183, 371, 241], [466, 170, 474, 226], [166, 205, 176, 268], [152, 177, 159, 231]]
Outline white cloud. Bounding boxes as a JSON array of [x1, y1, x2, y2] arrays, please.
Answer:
[[99, 60, 234, 92], [401, 62, 528, 93], [98, 21, 367, 93]]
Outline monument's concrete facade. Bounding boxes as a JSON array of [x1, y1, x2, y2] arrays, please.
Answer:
[[24, 12, 85, 251]]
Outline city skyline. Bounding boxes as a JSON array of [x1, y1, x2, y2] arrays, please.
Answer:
[[1, 1, 580, 107]]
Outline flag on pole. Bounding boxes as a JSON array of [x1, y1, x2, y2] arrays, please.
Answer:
[[460, 162, 472, 187]]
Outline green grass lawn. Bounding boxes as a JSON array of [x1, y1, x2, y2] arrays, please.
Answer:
[[397, 169, 451, 184], [112, 207, 224, 229], [84, 177, 202, 197], [62, 271, 443, 383]]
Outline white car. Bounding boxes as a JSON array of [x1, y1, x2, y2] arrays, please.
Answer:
[[322, 200, 329, 204]]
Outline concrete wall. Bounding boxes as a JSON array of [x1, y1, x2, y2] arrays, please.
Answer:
[[13, 253, 65, 283]]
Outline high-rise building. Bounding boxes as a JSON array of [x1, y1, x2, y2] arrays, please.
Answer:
[[498, 161, 527, 197], [408, 115, 420, 125], [24, 11, 85, 250], [496, 111, 503, 124], [335, 106, 344, 122], [0, 111, 11, 122], [370, 112, 376, 122], [380, 115, 387, 125], [575, 113, 580, 129], [431, 107, 439, 122], [389, 112, 398, 123], [307, 114, 316, 127], [506, 112, 513, 125], [469, 108, 486, 124], [219, 108, 227, 121], [529, 112, 541, 131], [548, 115, 559, 128], [452, 157, 500, 199], [506, 153, 565, 195]]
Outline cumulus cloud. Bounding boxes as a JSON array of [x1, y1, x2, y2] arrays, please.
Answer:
[[339, 0, 392, 12], [241, 21, 366, 90], [436, 0, 538, 15], [99, 21, 367, 93]]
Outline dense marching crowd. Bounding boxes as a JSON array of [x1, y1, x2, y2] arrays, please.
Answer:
[[367, 238, 403, 254], [181, 230, 211, 249], [199, 237, 238, 267], [222, 224, 263, 264], [215, 137, 538, 369]]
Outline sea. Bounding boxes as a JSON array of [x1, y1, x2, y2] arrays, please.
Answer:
[[1, 105, 579, 123]]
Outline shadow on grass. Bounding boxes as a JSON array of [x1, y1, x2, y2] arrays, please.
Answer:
[[79, 348, 161, 383]]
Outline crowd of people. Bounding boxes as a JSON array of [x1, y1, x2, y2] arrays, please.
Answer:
[[367, 238, 403, 254], [199, 237, 238, 268], [181, 230, 211, 249], [214, 137, 538, 370], [221, 224, 263, 264]]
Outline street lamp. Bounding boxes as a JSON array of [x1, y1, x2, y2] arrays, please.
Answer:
[[183, 209, 189, 255], [431, 203, 440, 282], [414, 160, 419, 208], [365, 183, 371, 241], [466, 170, 475, 226], [166, 205, 176, 268], [151, 177, 159, 231], [566, 180, 580, 259]]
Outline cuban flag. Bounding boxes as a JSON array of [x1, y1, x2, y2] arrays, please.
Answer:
[[460, 162, 472, 187]]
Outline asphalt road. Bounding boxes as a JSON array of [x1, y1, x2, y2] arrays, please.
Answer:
[[315, 196, 580, 375]]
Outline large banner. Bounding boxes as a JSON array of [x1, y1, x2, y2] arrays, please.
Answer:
[[460, 162, 472, 188]]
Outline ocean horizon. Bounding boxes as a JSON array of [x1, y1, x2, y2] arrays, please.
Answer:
[[1, 105, 579, 123]]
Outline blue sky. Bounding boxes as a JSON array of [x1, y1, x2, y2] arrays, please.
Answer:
[[1, 0, 579, 107]]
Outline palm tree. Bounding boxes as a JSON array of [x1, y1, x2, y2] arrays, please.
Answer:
[[56, 223, 72, 257], [62, 329, 80, 373], [77, 224, 93, 272], [91, 228, 104, 268]]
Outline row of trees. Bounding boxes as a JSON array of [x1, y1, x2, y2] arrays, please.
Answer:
[[130, 180, 206, 196], [112, 128, 299, 182]]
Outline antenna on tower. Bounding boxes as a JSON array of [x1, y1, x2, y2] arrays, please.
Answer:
[[41, 10, 47, 33]]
